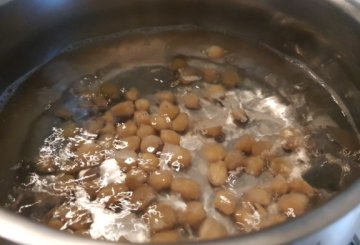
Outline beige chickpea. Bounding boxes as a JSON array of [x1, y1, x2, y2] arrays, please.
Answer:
[[163, 144, 192, 170], [169, 57, 187, 71], [199, 217, 228, 240], [160, 129, 181, 145], [234, 203, 256, 231], [251, 140, 273, 160], [222, 68, 241, 88], [158, 101, 180, 120], [137, 124, 155, 138], [183, 201, 207, 227], [206, 45, 225, 59], [270, 157, 292, 177], [183, 92, 200, 110], [125, 168, 148, 190], [49, 204, 92, 231], [277, 193, 309, 216], [205, 84, 226, 101], [135, 98, 150, 111], [178, 67, 202, 85], [36, 158, 57, 174], [100, 122, 116, 136], [155, 90, 177, 104], [114, 149, 138, 172], [224, 150, 245, 170], [140, 135, 163, 153], [133, 110, 151, 126], [81, 178, 101, 199], [76, 142, 101, 163], [208, 161, 228, 186], [232, 108, 249, 126], [202, 68, 218, 83], [201, 143, 226, 162], [270, 175, 289, 195], [84, 117, 105, 134], [150, 114, 172, 131], [117, 121, 138, 138], [280, 127, 302, 151], [91, 95, 108, 109], [110, 100, 134, 118], [131, 184, 156, 211], [244, 187, 272, 206], [235, 134, 256, 154], [61, 121, 77, 138], [100, 82, 120, 100], [145, 203, 177, 233], [214, 190, 237, 215], [122, 136, 141, 151], [289, 178, 315, 196], [96, 183, 129, 207], [171, 177, 201, 200], [172, 112, 190, 133], [245, 156, 265, 176], [151, 230, 180, 243], [138, 153, 160, 173], [102, 111, 115, 124], [201, 126, 224, 139], [148, 170, 173, 191], [125, 87, 140, 101], [52, 174, 76, 194]]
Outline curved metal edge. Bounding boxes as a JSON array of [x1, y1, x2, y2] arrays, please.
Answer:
[[327, 0, 360, 23]]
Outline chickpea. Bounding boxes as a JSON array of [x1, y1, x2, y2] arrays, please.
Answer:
[[169, 57, 187, 71], [36, 158, 57, 173], [289, 178, 314, 196], [201, 143, 226, 162], [150, 114, 172, 131], [99, 122, 116, 136], [148, 170, 173, 191], [280, 127, 302, 151], [259, 214, 287, 229], [96, 183, 129, 207], [84, 117, 105, 134], [202, 68, 218, 83], [82, 178, 101, 199], [155, 90, 176, 104], [145, 203, 177, 233], [48, 218, 64, 230], [171, 178, 201, 200], [110, 100, 134, 118], [235, 134, 256, 154], [160, 129, 181, 145], [49, 204, 92, 231], [76, 143, 101, 163], [135, 98, 150, 111], [125, 168, 148, 190], [178, 67, 202, 85], [78, 167, 100, 182], [214, 190, 237, 215], [251, 140, 272, 160], [54, 107, 72, 120], [151, 229, 180, 243], [270, 157, 292, 177], [163, 144, 192, 170], [206, 45, 225, 59], [138, 153, 160, 173], [172, 112, 190, 133], [131, 184, 156, 211], [201, 126, 223, 139], [158, 101, 180, 120], [137, 124, 155, 138], [91, 95, 108, 109], [199, 217, 228, 240], [140, 135, 163, 153], [277, 193, 309, 216], [62, 121, 77, 138], [208, 161, 228, 186], [133, 110, 150, 126], [224, 150, 245, 170], [245, 156, 265, 176], [183, 92, 200, 110], [244, 188, 272, 206], [102, 111, 115, 124], [222, 68, 241, 89], [100, 82, 120, 99], [125, 87, 140, 101], [234, 203, 256, 231], [117, 121, 138, 138], [232, 108, 249, 126], [122, 136, 141, 151], [270, 175, 289, 195], [183, 201, 207, 227], [205, 84, 226, 101], [52, 174, 76, 194]]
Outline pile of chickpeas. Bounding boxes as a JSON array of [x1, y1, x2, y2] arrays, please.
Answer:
[[31, 45, 316, 243]]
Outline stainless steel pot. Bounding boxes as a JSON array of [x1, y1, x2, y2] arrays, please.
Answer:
[[0, 0, 359, 244]]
